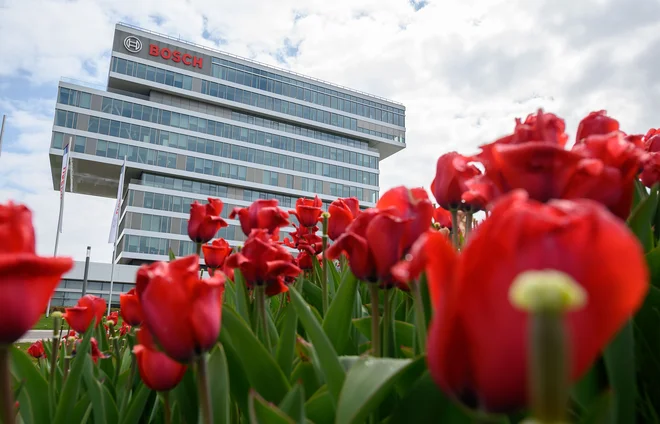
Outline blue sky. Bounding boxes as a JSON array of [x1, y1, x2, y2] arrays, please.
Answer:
[[1, 0, 659, 261]]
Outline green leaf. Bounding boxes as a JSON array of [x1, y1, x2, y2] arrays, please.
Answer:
[[53, 327, 93, 424], [233, 270, 252, 325], [570, 362, 605, 412], [208, 345, 231, 424], [304, 387, 333, 424], [289, 287, 345, 406], [168, 248, 177, 261], [278, 383, 306, 424], [101, 383, 120, 424], [248, 390, 295, 424], [71, 396, 91, 424], [335, 357, 424, 424], [290, 361, 321, 400], [603, 320, 636, 424], [170, 368, 198, 424], [276, 304, 298, 378], [627, 184, 658, 252], [83, 355, 108, 424], [220, 307, 290, 403], [646, 245, 660, 289], [389, 371, 472, 423], [322, 272, 358, 355], [633, 285, 660, 421], [10, 346, 50, 424], [580, 390, 614, 424], [120, 383, 151, 424], [302, 279, 323, 316]]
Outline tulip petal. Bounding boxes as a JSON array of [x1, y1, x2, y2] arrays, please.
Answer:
[[190, 277, 225, 353]]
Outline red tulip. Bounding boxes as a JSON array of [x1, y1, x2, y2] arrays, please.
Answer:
[[433, 206, 452, 229], [431, 152, 481, 210], [575, 110, 620, 143], [0, 202, 73, 344], [136, 255, 225, 362], [624, 134, 645, 149], [187, 198, 228, 243], [570, 132, 645, 219], [641, 152, 660, 188], [290, 195, 323, 228], [326, 208, 408, 288], [202, 238, 233, 269], [107, 311, 119, 326], [134, 328, 187, 391], [119, 322, 131, 336], [327, 197, 360, 241], [225, 229, 301, 297], [27, 340, 46, 359], [75, 337, 108, 363], [119, 288, 142, 326], [644, 128, 660, 152], [64, 295, 107, 334], [376, 186, 434, 253], [493, 110, 569, 147], [398, 191, 648, 412], [230, 199, 290, 239]]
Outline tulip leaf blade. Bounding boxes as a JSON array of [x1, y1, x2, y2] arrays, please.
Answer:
[[388, 370, 472, 423], [248, 389, 296, 424], [220, 307, 291, 404], [168, 248, 177, 261], [290, 361, 321, 400], [53, 326, 93, 424], [233, 269, 252, 325], [276, 303, 298, 378], [82, 354, 108, 424], [322, 271, 358, 355], [335, 356, 423, 424], [10, 346, 49, 424], [305, 387, 334, 424], [120, 382, 151, 424], [302, 279, 324, 317], [289, 286, 345, 406], [579, 390, 614, 424], [278, 383, 306, 424], [627, 184, 658, 252], [170, 368, 198, 424], [603, 320, 636, 424], [208, 345, 231, 424]]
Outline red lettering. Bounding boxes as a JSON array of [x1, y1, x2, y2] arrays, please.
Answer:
[[149, 44, 159, 56], [160, 47, 171, 60], [182, 54, 192, 66], [172, 51, 181, 63], [192, 56, 203, 69], [148, 45, 202, 69]]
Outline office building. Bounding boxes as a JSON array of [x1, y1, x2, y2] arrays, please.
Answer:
[[48, 22, 406, 270]]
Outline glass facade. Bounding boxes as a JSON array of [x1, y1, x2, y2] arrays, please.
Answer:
[[50, 279, 128, 307], [110, 57, 403, 143], [210, 58, 405, 126]]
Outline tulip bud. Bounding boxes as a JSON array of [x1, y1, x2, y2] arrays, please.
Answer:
[[509, 270, 587, 424], [51, 311, 63, 337]]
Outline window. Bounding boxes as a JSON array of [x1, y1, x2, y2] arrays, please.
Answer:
[[79, 92, 91, 109]]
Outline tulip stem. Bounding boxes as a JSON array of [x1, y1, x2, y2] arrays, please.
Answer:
[[369, 284, 381, 357], [195, 354, 213, 424], [0, 347, 13, 424], [382, 289, 392, 358], [450, 209, 460, 249], [162, 391, 171, 424], [321, 213, 330, 316], [465, 211, 473, 242], [411, 281, 427, 353], [255, 286, 272, 353]]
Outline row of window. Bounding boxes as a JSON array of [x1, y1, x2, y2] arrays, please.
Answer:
[[136, 173, 375, 208], [111, 56, 193, 90], [94, 91, 378, 167], [55, 110, 77, 129], [112, 57, 400, 141], [58, 87, 92, 109], [211, 60, 405, 126], [81, 113, 378, 185], [57, 279, 133, 294]]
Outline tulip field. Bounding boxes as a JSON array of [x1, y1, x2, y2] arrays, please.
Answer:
[[3, 109, 660, 423]]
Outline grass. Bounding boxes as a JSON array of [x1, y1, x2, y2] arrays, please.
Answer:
[[33, 314, 56, 330]]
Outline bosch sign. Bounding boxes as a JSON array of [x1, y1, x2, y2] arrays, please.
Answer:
[[149, 44, 203, 69]]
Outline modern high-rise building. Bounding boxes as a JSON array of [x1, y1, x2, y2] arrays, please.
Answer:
[[48, 22, 406, 269]]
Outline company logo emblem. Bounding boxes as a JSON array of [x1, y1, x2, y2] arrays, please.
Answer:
[[123, 36, 143, 53]]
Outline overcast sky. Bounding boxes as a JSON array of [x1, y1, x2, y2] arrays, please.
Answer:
[[1, 0, 659, 262]]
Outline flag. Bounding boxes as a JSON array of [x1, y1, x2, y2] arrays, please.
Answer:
[[109, 157, 127, 244], [57, 143, 71, 234]]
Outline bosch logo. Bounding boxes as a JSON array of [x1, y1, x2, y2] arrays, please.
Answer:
[[123, 36, 143, 53]]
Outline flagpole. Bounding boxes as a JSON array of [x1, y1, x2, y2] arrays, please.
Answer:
[[47, 136, 72, 317], [107, 156, 127, 316]]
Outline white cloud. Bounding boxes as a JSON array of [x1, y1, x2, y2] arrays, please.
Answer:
[[1, 0, 660, 260]]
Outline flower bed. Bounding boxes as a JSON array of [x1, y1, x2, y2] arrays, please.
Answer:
[[1, 109, 660, 423]]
